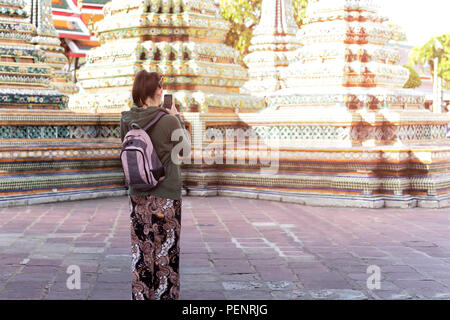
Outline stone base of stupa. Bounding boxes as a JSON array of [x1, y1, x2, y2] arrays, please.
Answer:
[[179, 108, 450, 209], [0, 110, 125, 207], [3, 106, 448, 209]]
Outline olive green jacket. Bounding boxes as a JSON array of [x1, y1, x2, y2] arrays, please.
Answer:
[[120, 105, 190, 200]]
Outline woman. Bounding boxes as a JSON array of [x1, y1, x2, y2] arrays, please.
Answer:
[[120, 70, 190, 300]]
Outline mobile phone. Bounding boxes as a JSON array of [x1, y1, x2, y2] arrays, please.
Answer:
[[163, 94, 173, 109]]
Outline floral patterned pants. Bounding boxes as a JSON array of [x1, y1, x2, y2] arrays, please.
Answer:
[[129, 194, 182, 300]]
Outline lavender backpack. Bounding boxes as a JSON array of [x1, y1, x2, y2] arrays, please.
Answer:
[[120, 111, 168, 191]]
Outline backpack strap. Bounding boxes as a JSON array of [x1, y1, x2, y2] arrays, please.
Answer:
[[143, 111, 167, 131], [152, 161, 170, 181]]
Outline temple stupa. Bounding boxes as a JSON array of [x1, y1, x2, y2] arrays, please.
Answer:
[[0, 0, 67, 110], [29, 0, 78, 94], [241, 0, 301, 95], [259, 0, 449, 149], [69, 0, 265, 113], [0, 0, 125, 207], [180, 0, 450, 209], [276, 0, 424, 111]]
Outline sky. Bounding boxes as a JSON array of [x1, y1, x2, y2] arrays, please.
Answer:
[[378, 0, 449, 46]]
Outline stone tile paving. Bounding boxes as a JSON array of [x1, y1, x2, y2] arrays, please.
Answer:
[[0, 196, 450, 300]]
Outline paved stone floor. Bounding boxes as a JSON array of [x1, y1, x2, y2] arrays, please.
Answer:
[[0, 196, 450, 300]]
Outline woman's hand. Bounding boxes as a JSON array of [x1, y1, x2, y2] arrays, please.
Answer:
[[167, 101, 179, 115]]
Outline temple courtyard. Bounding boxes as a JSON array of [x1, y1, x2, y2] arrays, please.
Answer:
[[0, 196, 449, 300]]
